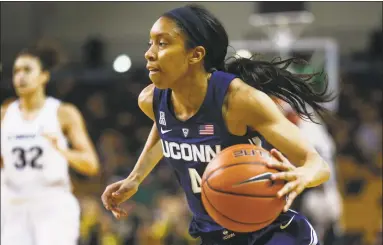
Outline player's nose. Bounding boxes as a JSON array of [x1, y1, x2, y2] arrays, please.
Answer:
[[145, 46, 157, 61], [14, 75, 25, 86]]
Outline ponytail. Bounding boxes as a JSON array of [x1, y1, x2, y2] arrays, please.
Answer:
[[162, 4, 334, 123], [224, 56, 334, 123]]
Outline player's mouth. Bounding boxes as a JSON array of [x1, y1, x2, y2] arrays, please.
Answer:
[[16, 82, 28, 88], [146, 65, 160, 74]]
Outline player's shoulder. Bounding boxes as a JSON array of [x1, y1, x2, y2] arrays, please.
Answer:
[[138, 83, 155, 106], [138, 83, 155, 121], [1, 97, 17, 120], [226, 78, 269, 108], [58, 102, 82, 117], [224, 77, 282, 128], [57, 102, 84, 126], [1, 97, 17, 109], [58, 101, 76, 112]]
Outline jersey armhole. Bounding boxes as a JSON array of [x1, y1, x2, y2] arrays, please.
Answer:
[[1, 99, 18, 121], [152, 87, 161, 120]]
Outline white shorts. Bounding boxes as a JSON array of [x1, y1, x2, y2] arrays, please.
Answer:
[[1, 191, 80, 245]]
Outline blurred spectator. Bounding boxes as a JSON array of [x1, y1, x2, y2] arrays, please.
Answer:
[[83, 37, 105, 68], [355, 103, 382, 168]]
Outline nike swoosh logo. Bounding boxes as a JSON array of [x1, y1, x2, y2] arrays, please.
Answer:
[[280, 215, 295, 230], [160, 128, 172, 134], [232, 172, 273, 187]]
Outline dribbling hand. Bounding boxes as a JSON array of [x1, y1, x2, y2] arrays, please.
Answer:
[[101, 178, 139, 219], [266, 149, 312, 212]]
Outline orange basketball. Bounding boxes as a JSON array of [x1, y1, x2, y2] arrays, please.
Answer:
[[201, 144, 285, 233]]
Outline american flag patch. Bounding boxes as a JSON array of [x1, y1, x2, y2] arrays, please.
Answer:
[[199, 124, 214, 135]]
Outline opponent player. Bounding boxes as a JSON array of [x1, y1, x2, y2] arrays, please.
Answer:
[[276, 99, 344, 244], [102, 5, 332, 244], [1, 45, 100, 245]]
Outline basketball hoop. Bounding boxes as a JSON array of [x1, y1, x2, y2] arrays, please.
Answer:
[[230, 11, 339, 112], [249, 11, 315, 51]]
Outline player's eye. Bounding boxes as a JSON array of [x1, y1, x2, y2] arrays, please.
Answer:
[[159, 42, 168, 47]]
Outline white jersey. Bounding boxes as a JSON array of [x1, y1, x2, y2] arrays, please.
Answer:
[[298, 118, 343, 235], [1, 97, 71, 202], [297, 118, 338, 188]]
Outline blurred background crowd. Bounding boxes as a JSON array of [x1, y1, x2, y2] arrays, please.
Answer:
[[1, 2, 382, 245]]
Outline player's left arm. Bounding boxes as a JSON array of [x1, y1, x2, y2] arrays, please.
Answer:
[[45, 103, 100, 176], [226, 79, 330, 207]]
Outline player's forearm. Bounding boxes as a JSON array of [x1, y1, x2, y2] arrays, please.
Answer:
[[128, 124, 163, 184], [59, 149, 99, 176], [302, 152, 331, 188]]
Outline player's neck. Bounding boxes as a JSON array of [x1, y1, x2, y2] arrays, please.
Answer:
[[19, 89, 46, 112], [171, 70, 211, 115]]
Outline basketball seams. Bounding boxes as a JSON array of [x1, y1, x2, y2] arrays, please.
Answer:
[[201, 183, 278, 226], [204, 162, 280, 198], [204, 161, 268, 182], [205, 180, 278, 198]]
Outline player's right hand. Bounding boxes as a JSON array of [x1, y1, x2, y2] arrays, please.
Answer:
[[101, 178, 139, 219]]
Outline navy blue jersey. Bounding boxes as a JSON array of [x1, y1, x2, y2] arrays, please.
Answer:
[[153, 71, 270, 235], [153, 71, 320, 244]]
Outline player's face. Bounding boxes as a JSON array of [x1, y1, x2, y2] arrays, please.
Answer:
[[13, 55, 49, 96], [145, 17, 192, 89]]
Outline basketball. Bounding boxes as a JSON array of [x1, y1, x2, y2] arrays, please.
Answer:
[[201, 144, 286, 233]]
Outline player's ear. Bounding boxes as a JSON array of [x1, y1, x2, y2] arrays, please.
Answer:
[[188, 46, 206, 65], [40, 71, 50, 85]]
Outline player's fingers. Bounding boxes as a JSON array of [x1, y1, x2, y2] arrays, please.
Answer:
[[283, 191, 297, 212], [270, 149, 296, 171], [105, 200, 119, 211], [112, 187, 134, 200], [294, 183, 306, 196], [112, 182, 137, 200], [270, 149, 288, 163], [271, 172, 297, 182], [101, 196, 114, 211], [112, 181, 132, 196], [111, 210, 121, 219], [277, 180, 299, 198], [266, 159, 284, 170], [112, 187, 127, 197], [111, 206, 129, 219], [266, 159, 295, 172], [101, 192, 111, 210], [101, 184, 120, 209]]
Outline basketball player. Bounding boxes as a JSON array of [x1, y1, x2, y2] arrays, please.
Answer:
[[276, 99, 344, 244], [1, 46, 100, 245], [102, 5, 332, 244]]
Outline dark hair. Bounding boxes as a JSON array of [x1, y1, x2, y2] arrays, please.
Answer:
[[17, 43, 62, 72], [163, 4, 334, 122], [163, 5, 228, 72]]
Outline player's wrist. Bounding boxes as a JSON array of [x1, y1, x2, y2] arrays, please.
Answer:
[[126, 172, 143, 184]]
